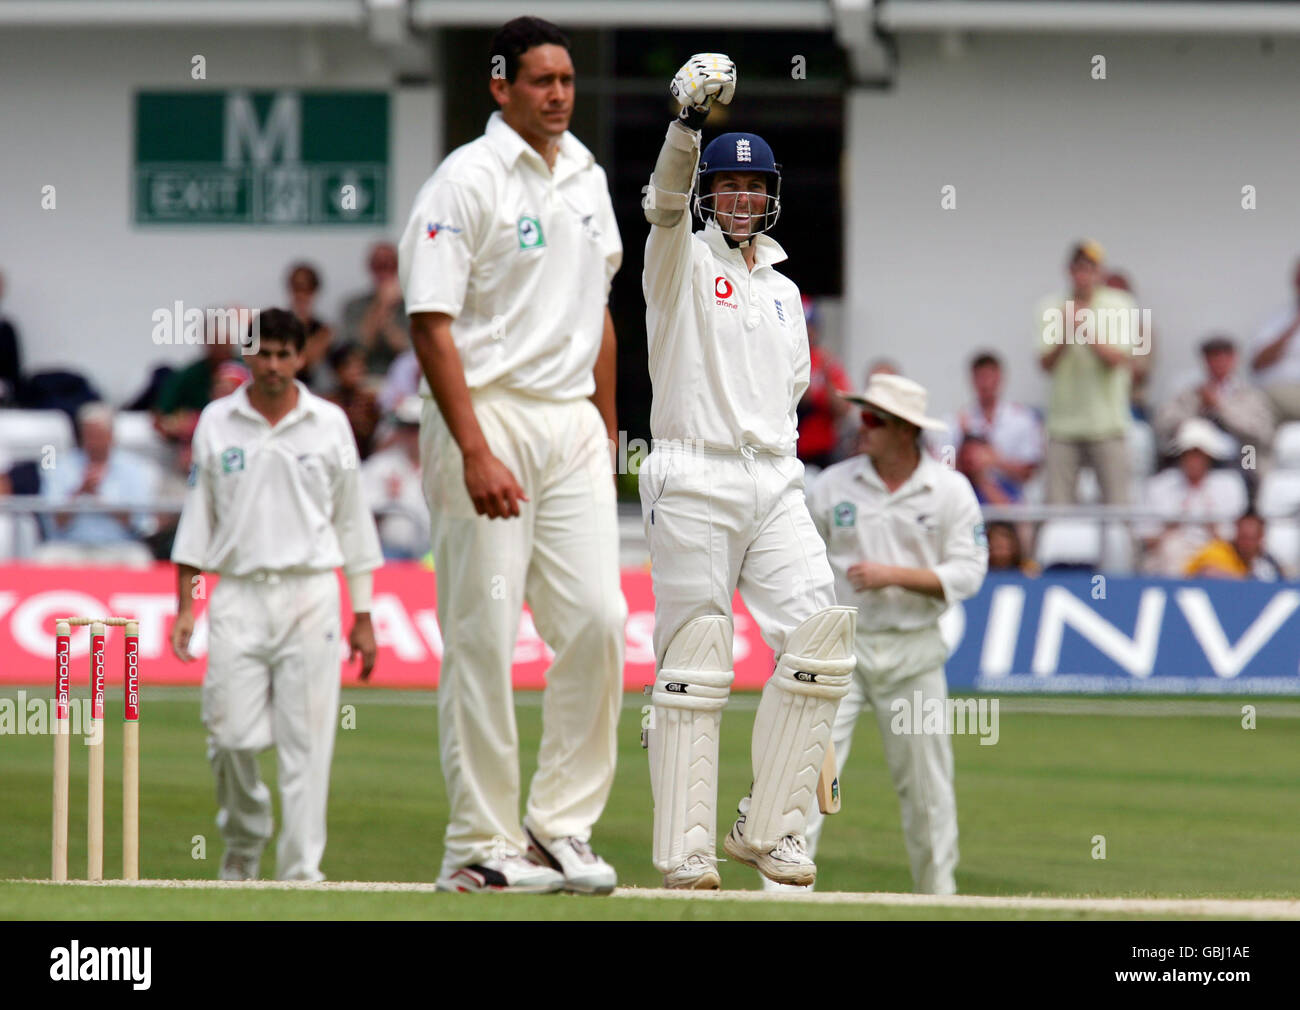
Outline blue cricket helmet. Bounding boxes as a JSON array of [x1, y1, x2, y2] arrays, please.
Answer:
[[694, 132, 783, 240]]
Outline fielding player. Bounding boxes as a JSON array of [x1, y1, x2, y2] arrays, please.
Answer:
[[398, 17, 625, 894], [798, 374, 989, 894], [169, 309, 383, 882], [639, 53, 856, 890]]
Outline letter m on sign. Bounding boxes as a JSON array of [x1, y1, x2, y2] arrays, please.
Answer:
[[224, 92, 300, 167]]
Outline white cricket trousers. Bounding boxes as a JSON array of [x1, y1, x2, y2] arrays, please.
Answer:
[[805, 626, 958, 895], [202, 570, 342, 882], [421, 389, 625, 876], [640, 443, 837, 675]]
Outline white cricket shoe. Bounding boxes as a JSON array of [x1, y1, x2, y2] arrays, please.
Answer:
[[219, 850, 260, 881], [723, 817, 817, 887], [525, 827, 617, 895], [663, 853, 721, 890], [437, 840, 564, 894], [761, 875, 813, 894]]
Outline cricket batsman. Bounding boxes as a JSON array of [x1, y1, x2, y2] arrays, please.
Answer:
[[639, 53, 857, 889]]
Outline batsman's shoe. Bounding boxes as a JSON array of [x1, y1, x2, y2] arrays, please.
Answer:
[[525, 827, 617, 895], [437, 842, 564, 894], [219, 850, 260, 882], [761, 875, 812, 894], [663, 853, 721, 890], [723, 818, 816, 887]]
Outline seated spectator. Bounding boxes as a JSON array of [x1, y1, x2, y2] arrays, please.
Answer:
[[1037, 240, 1139, 506], [1184, 511, 1283, 581], [326, 343, 381, 459], [956, 435, 1020, 504], [1249, 257, 1300, 420], [0, 270, 22, 405], [152, 309, 244, 442], [361, 396, 428, 560], [287, 262, 335, 392], [936, 351, 1043, 497], [379, 349, 421, 414], [341, 242, 407, 378], [796, 297, 852, 470], [1139, 418, 1248, 577], [212, 360, 250, 400], [1155, 334, 1274, 483], [36, 403, 159, 567], [986, 520, 1039, 575]]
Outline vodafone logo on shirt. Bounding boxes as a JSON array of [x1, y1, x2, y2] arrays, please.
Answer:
[[714, 276, 738, 309]]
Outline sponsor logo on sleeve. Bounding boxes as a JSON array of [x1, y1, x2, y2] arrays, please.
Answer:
[[425, 221, 462, 240]]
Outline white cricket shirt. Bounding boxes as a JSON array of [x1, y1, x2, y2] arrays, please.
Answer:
[[398, 112, 622, 401], [644, 206, 809, 454], [806, 454, 989, 633], [171, 383, 384, 577]]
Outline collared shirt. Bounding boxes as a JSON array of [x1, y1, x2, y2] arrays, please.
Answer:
[[1250, 303, 1300, 386], [1035, 286, 1137, 440], [398, 112, 622, 401], [171, 382, 384, 577], [40, 448, 159, 544], [806, 454, 988, 633], [644, 213, 808, 454], [1138, 466, 1248, 543]]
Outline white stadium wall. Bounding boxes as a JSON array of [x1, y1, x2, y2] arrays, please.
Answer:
[[845, 32, 1300, 416], [0, 27, 440, 403]]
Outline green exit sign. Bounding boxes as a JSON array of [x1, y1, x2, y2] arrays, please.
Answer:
[[134, 91, 388, 225]]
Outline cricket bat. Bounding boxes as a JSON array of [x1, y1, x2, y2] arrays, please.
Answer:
[[816, 742, 841, 814]]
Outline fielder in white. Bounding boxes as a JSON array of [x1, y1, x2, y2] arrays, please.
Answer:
[[398, 17, 625, 894], [170, 309, 383, 882], [640, 53, 857, 890], [799, 374, 989, 895]]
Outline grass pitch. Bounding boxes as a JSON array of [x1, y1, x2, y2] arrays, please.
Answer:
[[2, 689, 1298, 919]]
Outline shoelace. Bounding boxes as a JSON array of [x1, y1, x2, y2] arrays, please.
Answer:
[[559, 837, 597, 864], [489, 837, 525, 865], [773, 835, 807, 861]]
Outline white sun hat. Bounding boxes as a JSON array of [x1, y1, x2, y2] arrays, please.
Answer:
[[1173, 417, 1230, 459], [841, 373, 947, 431]]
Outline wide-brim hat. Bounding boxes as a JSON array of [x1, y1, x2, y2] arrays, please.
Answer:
[[1174, 417, 1230, 459], [841, 373, 947, 431]]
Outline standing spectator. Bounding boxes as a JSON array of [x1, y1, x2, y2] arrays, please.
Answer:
[[1155, 335, 1275, 483], [1139, 418, 1248, 576], [36, 403, 159, 566], [1184, 511, 1284, 581], [1104, 270, 1156, 420], [1036, 240, 1139, 505], [341, 242, 408, 379], [286, 262, 335, 393], [1250, 258, 1300, 421], [361, 396, 428, 559], [936, 351, 1043, 498], [796, 296, 851, 470], [0, 271, 22, 405], [325, 343, 381, 460]]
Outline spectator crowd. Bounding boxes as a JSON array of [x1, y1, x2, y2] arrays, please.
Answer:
[[1, 238, 1299, 581]]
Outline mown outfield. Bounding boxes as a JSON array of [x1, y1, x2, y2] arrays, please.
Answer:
[[2, 688, 1298, 920]]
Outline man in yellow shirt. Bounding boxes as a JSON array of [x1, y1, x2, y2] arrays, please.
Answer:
[[1036, 240, 1142, 505]]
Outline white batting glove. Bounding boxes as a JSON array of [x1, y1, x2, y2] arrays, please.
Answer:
[[670, 53, 736, 127]]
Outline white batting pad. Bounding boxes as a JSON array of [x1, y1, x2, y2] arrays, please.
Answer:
[[648, 615, 735, 873], [746, 606, 856, 852]]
